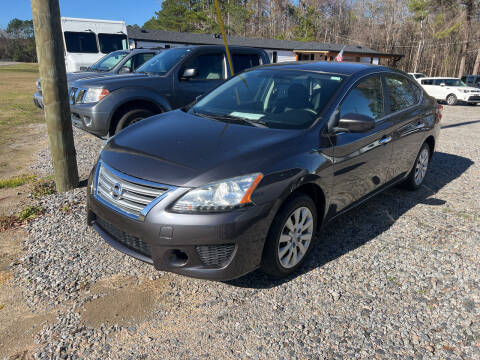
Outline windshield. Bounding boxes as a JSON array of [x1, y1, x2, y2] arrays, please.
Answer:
[[98, 33, 128, 53], [191, 69, 344, 129], [89, 51, 128, 72], [136, 48, 191, 75]]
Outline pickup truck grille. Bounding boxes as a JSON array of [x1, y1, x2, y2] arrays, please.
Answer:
[[95, 162, 175, 220], [69, 87, 86, 104]]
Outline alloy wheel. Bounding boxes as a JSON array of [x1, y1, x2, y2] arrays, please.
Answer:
[[414, 147, 429, 185], [277, 207, 314, 269]]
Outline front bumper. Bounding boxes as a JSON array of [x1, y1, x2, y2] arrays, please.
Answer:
[[33, 92, 43, 109], [70, 103, 110, 137], [86, 172, 276, 281]]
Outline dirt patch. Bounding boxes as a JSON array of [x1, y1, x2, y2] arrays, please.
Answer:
[[80, 274, 172, 328], [0, 123, 47, 181], [0, 267, 56, 358]]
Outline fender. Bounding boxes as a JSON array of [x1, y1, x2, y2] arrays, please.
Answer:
[[101, 86, 173, 125]]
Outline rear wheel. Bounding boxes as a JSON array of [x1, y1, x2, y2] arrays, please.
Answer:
[[402, 142, 430, 191], [446, 94, 457, 106], [114, 108, 154, 134], [261, 194, 317, 278]]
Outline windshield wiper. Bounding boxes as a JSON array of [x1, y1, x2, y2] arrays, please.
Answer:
[[192, 110, 267, 128]]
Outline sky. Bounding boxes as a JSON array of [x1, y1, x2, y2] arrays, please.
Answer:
[[1, 0, 163, 29]]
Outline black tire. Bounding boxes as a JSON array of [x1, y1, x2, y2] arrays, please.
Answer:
[[446, 94, 457, 106], [261, 193, 317, 278], [114, 108, 154, 134], [401, 142, 431, 191]]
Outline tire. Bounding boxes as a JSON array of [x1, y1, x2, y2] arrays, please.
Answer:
[[261, 193, 317, 278], [114, 109, 154, 134], [446, 94, 457, 106], [402, 142, 431, 191]]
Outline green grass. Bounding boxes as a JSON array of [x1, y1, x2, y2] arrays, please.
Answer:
[[18, 205, 44, 221], [0, 63, 39, 73], [0, 174, 36, 189], [31, 176, 56, 198], [0, 63, 43, 140]]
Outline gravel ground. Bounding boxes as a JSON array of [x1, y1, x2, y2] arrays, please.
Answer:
[[9, 106, 480, 359]]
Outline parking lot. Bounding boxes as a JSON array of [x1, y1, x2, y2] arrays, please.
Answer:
[[0, 105, 479, 359]]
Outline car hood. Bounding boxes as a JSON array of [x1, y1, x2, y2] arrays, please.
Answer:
[[100, 110, 303, 187], [67, 71, 112, 83], [71, 73, 153, 90]]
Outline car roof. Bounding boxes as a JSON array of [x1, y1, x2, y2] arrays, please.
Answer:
[[254, 61, 395, 77]]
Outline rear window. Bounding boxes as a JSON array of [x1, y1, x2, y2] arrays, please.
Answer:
[[64, 32, 98, 53], [98, 33, 128, 53], [232, 54, 260, 74]]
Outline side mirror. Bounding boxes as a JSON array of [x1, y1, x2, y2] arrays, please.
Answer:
[[181, 68, 197, 80], [335, 113, 375, 133], [119, 66, 131, 74]]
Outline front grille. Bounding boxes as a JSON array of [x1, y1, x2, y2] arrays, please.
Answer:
[[196, 244, 235, 267], [95, 162, 172, 220], [69, 87, 87, 104], [96, 216, 151, 257]]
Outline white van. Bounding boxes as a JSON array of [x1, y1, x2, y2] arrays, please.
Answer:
[[61, 17, 128, 72], [419, 77, 480, 105]]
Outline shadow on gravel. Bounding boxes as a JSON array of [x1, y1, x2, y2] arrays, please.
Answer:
[[227, 152, 474, 289], [441, 120, 480, 129]]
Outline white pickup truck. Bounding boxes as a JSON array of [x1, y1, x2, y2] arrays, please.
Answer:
[[61, 17, 128, 72], [419, 77, 480, 105]]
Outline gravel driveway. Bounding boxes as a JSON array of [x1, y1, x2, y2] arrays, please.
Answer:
[[7, 106, 480, 359]]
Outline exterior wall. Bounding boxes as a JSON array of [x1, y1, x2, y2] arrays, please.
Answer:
[[135, 40, 189, 49], [276, 50, 296, 63]]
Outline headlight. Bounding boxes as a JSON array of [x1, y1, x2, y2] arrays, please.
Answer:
[[36, 78, 41, 90], [172, 173, 263, 213], [462, 89, 469, 93], [82, 88, 109, 103]]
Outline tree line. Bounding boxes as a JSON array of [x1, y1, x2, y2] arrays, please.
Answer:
[[144, 0, 480, 77], [0, 18, 37, 62]]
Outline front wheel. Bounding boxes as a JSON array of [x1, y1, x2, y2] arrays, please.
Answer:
[[261, 194, 317, 278], [402, 143, 431, 191], [446, 94, 457, 106], [114, 108, 154, 134]]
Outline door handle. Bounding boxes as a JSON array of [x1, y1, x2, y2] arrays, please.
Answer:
[[379, 136, 392, 145]]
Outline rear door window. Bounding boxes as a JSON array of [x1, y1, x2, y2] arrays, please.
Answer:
[[64, 32, 98, 53], [232, 54, 260, 74], [98, 33, 128, 53], [182, 53, 225, 80], [385, 75, 420, 113], [340, 76, 384, 120]]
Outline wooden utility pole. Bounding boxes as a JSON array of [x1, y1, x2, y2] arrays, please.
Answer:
[[31, 0, 78, 192]]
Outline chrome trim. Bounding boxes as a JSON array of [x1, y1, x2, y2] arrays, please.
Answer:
[[93, 160, 177, 221]]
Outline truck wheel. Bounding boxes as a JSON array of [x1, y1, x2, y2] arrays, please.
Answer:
[[115, 109, 154, 134], [446, 94, 457, 106]]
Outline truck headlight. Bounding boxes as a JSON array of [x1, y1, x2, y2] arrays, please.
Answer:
[[462, 89, 469, 93], [82, 88, 110, 103], [171, 173, 263, 213]]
